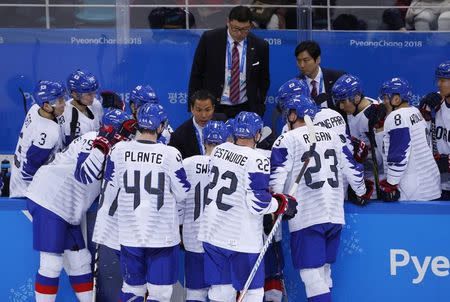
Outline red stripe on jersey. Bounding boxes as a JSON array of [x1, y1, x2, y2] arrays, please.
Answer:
[[71, 282, 93, 292], [35, 282, 58, 294]]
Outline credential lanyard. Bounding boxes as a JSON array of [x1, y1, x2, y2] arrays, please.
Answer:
[[194, 125, 204, 155]]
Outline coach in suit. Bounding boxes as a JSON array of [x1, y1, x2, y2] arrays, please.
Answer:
[[169, 90, 226, 159], [188, 5, 270, 119], [295, 40, 346, 110]]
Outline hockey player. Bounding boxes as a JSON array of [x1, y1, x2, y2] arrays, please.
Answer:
[[25, 108, 133, 302], [270, 94, 371, 302], [10, 80, 66, 198], [108, 103, 190, 302], [418, 61, 450, 199], [129, 84, 173, 144], [198, 111, 297, 302], [180, 120, 229, 302], [331, 74, 387, 200], [379, 77, 441, 201], [60, 69, 102, 147]]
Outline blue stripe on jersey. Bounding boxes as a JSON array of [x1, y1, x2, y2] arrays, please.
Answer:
[[74, 152, 92, 184], [387, 127, 410, 165], [342, 145, 364, 177], [22, 145, 53, 181], [103, 157, 115, 182], [270, 147, 288, 173], [248, 172, 272, 206], [175, 168, 191, 191]]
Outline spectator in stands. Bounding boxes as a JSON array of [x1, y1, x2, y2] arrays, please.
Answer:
[[188, 5, 270, 118], [295, 40, 346, 110], [169, 90, 226, 159], [251, 0, 288, 29], [406, 0, 450, 30], [380, 0, 412, 30], [332, 13, 368, 30]]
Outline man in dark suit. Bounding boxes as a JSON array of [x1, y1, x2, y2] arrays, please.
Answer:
[[295, 40, 346, 110], [169, 90, 226, 159], [188, 5, 270, 119]]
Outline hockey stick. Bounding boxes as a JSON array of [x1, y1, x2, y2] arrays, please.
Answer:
[[19, 88, 27, 115], [92, 243, 99, 302], [238, 116, 317, 302], [367, 129, 380, 199], [260, 126, 272, 143], [430, 109, 438, 155]]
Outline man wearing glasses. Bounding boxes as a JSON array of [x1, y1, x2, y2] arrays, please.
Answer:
[[189, 5, 270, 119]]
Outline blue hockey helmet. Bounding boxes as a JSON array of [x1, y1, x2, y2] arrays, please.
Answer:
[[67, 69, 99, 93], [381, 77, 413, 103], [276, 78, 309, 110], [285, 94, 319, 119], [102, 109, 132, 131], [225, 118, 235, 137], [234, 111, 263, 139], [137, 103, 166, 131], [33, 80, 66, 106], [203, 121, 229, 145], [436, 61, 450, 79], [331, 74, 363, 105], [130, 85, 158, 108]]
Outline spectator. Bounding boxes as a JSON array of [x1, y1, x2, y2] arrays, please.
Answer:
[[251, 0, 288, 29], [406, 0, 450, 30], [332, 13, 368, 30], [380, 0, 412, 30], [188, 5, 270, 118], [169, 90, 226, 159], [295, 40, 346, 110]]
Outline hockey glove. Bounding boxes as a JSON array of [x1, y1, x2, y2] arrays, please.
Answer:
[[434, 153, 450, 173], [419, 92, 442, 121], [353, 179, 374, 206], [272, 193, 297, 220], [100, 90, 125, 110], [93, 125, 117, 155], [379, 179, 400, 202], [116, 119, 138, 142], [365, 103, 387, 130], [351, 137, 369, 163]]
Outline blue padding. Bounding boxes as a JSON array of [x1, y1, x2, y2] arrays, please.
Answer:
[[0, 198, 28, 211]]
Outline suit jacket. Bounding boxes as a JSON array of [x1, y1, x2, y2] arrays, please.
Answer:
[[168, 113, 227, 159], [188, 27, 270, 117], [299, 67, 346, 111]]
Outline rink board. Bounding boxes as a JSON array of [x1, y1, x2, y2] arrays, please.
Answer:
[[1, 199, 449, 301]]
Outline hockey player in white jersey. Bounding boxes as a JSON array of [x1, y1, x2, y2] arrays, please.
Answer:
[[270, 95, 371, 302], [108, 103, 190, 302], [25, 108, 132, 302], [418, 61, 450, 200], [129, 84, 173, 144], [60, 69, 102, 146], [198, 111, 298, 302], [180, 120, 229, 302], [10, 80, 66, 198], [379, 77, 441, 201], [331, 74, 388, 200]]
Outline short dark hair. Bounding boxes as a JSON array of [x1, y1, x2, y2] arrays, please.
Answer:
[[294, 40, 321, 61], [190, 89, 215, 107], [228, 6, 253, 23]]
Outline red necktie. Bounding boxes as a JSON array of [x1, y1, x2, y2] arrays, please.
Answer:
[[311, 79, 318, 98], [229, 41, 240, 104]]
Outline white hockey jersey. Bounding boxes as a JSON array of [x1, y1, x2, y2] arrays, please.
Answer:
[[59, 98, 102, 147], [432, 101, 450, 190], [270, 126, 366, 233], [383, 106, 441, 200], [198, 142, 279, 253], [110, 140, 190, 248], [25, 131, 101, 225], [10, 104, 62, 197], [180, 155, 211, 253]]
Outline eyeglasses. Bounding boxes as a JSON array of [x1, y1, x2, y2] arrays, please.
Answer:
[[229, 24, 251, 34]]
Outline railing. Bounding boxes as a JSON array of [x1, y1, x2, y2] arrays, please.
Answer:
[[0, 1, 449, 30]]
